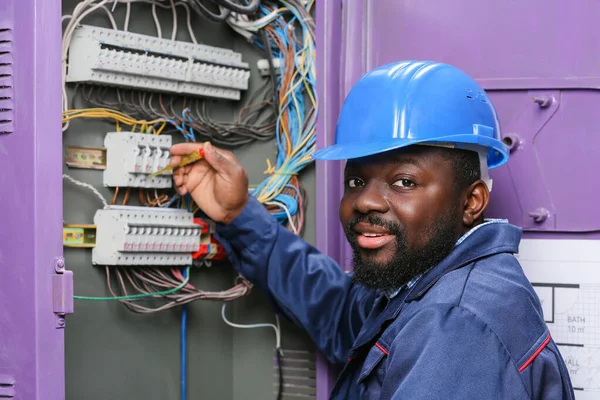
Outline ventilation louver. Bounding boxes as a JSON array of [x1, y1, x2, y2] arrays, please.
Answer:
[[0, 25, 13, 135], [0, 375, 15, 399], [274, 349, 317, 398]]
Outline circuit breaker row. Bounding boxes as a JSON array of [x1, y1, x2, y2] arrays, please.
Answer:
[[103, 132, 172, 188], [92, 206, 225, 266], [96, 47, 250, 90], [66, 25, 251, 100]]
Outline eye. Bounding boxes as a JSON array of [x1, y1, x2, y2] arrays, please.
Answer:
[[392, 178, 416, 188], [346, 178, 364, 188]]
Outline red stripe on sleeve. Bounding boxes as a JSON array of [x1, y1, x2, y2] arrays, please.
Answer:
[[375, 342, 389, 355], [519, 333, 551, 372]]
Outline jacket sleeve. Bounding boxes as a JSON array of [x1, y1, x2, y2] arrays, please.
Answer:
[[214, 196, 377, 364], [381, 304, 530, 399], [521, 342, 576, 400]]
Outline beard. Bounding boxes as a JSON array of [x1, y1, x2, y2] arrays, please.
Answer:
[[344, 207, 460, 292]]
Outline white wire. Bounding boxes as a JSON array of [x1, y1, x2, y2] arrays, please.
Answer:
[[124, 2, 131, 31], [227, 9, 283, 31], [266, 201, 298, 234], [62, 0, 110, 132], [175, 2, 197, 44], [170, 0, 177, 41], [152, 3, 162, 38], [221, 303, 281, 350], [154, 189, 163, 206], [63, 174, 108, 207]]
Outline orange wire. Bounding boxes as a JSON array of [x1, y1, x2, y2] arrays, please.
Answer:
[[122, 188, 131, 205], [111, 187, 120, 205]]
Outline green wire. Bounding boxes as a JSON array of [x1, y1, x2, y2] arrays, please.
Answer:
[[74, 266, 191, 301]]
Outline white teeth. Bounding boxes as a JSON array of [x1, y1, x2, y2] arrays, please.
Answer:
[[363, 233, 383, 237]]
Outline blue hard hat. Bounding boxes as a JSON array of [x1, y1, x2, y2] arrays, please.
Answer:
[[312, 60, 509, 169]]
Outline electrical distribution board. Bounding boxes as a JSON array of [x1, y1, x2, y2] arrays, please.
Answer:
[[103, 131, 172, 188], [66, 25, 251, 100], [92, 205, 201, 266]]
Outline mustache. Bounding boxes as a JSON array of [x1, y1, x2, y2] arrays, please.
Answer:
[[345, 214, 404, 237]]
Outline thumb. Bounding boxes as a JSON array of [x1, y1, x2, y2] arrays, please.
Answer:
[[203, 142, 238, 176]]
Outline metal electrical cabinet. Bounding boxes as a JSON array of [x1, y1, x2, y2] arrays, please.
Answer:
[[1, 0, 318, 399], [3, 0, 600, 399]]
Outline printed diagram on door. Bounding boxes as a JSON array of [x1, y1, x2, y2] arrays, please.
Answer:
[[517, 240, 600, 399]]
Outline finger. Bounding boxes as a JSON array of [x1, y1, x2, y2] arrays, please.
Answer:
[[203, 142, 241, 177], [178, 185, 188, 196], [170, 155, 182, 168], [173, 170, 184, 187], [212, 147, 237, 163], [170, 142, 205, 156]]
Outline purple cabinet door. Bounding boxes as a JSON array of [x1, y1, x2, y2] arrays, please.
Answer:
[[0, 1, 71, 399]]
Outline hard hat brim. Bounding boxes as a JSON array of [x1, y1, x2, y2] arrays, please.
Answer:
[[312, 134, 509, 169]]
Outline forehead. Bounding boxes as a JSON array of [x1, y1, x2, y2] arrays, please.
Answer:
[[344, 145, 453, 174]]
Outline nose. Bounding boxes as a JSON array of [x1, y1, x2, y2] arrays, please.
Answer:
[[353, 181, 389, 215]]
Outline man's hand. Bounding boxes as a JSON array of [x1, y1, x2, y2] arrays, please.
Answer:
[[170, 142, 249, 224]]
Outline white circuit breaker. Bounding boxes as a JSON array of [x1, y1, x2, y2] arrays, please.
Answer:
[[66, 25, 251, 100], [104, 131, 172, 188], [92, 205, 200, 266]]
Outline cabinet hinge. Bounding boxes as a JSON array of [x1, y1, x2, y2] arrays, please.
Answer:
[[52, 257, 73, 329]]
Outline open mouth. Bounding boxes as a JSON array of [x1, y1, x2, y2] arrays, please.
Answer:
[[353, 222, 395, 250]]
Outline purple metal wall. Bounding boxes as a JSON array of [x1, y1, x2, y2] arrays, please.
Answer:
[[0, 1, 67, 399], [315, 0, 600, 397]]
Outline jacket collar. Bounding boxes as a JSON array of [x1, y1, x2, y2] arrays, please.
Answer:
[[405, 222, 522, 302]]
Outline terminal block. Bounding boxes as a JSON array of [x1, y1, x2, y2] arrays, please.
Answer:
[[66, 25, 250, 100], [92, 206, 201, 266], [103, 132, 172, 188], [192, 218, 227, 261]]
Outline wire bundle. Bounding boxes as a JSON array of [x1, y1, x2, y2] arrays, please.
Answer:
[[74, 74, 278, 146], [228, 0, 316, 237], [102, 266, 252, 313], [63, 0, 279, 145]]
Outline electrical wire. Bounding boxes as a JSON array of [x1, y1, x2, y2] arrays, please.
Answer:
[[74, 266, 191, 300], [152, 2, 162, 37], [220, 303, 281, 350], [63, 174, 108, 207], [124, 2, 131, 30], [223, 0, 317, 237], [187, 0, 230, 22], [211, 0, 260, 14], [221, 302, 283, 398], [170, 0, 178, 40], [181, 267, 188, 400]]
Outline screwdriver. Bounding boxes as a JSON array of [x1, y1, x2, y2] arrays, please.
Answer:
[[148, 147, 205, 178]]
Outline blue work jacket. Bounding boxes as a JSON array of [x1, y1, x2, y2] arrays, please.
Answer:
[[215, 197, 575, 399]]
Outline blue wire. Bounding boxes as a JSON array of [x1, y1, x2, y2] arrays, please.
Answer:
[[181, 267, 188, 400], [181, 195, 192, 400]]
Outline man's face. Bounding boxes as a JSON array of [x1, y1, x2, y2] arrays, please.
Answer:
[[339, 146, 465, 291]]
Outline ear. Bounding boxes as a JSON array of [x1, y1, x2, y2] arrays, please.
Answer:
[[462, 180, 489, 226]]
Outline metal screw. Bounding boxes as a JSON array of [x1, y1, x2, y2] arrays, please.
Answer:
[[502, 133, 521, 152], [57, 318, 65, 327], [532, 96, 552, 108], [528, 208, 550, 223], [55, 257, 65, 272]]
